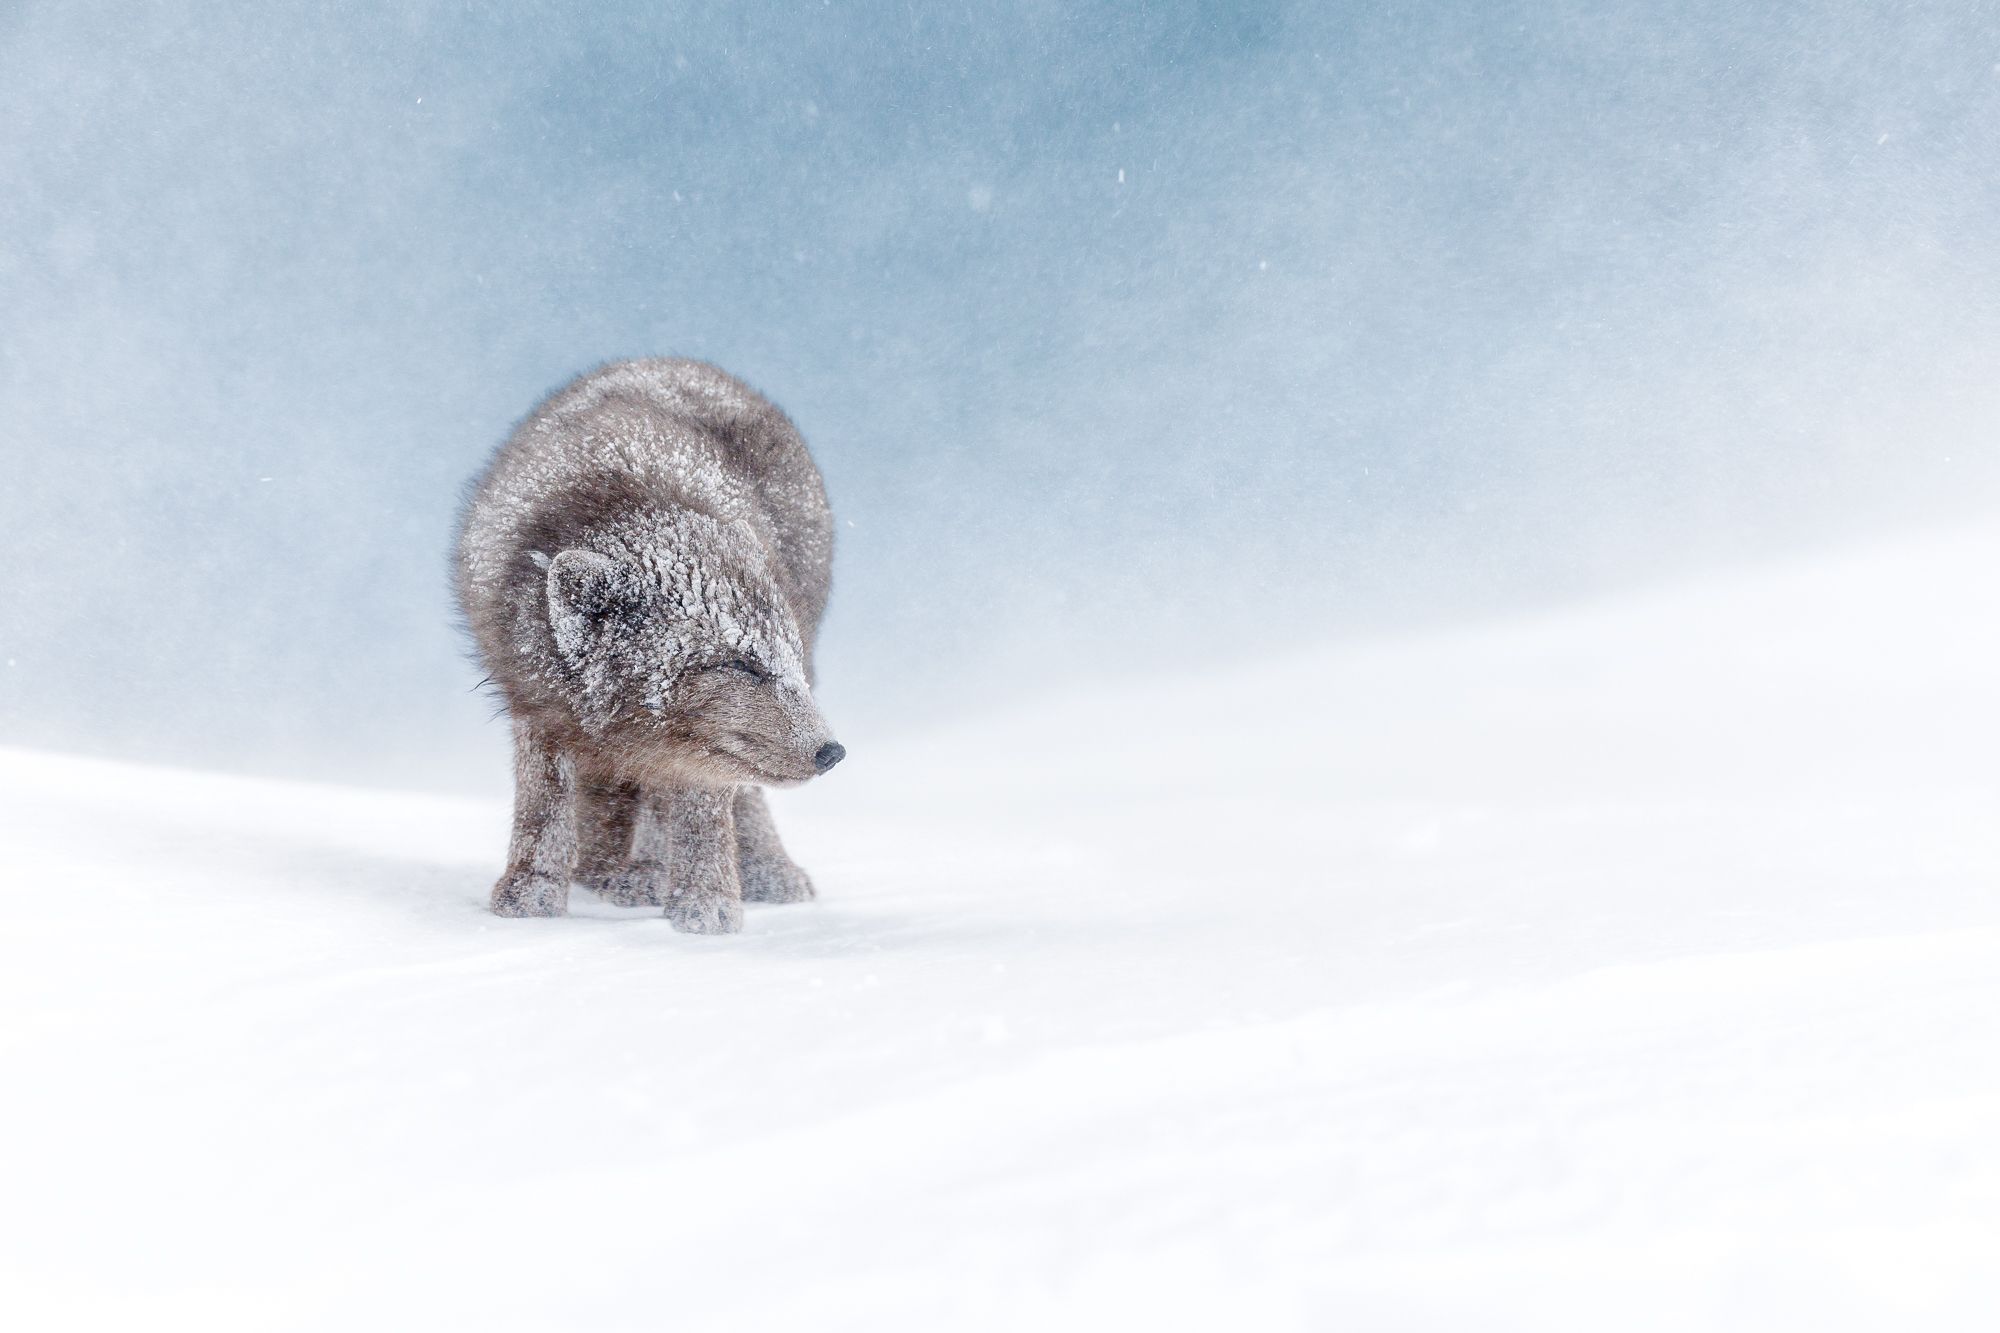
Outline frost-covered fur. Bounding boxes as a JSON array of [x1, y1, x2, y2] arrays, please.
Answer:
[[455, 359, 842, 933]]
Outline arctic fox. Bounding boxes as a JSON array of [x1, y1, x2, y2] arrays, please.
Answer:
[[454, 359, 843, 933]]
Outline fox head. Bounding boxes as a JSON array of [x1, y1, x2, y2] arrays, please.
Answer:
[[532, 511, 842, 787]]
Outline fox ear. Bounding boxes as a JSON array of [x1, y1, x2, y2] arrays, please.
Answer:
[[546, 549, 638, 646]]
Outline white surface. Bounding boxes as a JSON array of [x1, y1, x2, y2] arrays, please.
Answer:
[[3, 526, 1997, 1331]]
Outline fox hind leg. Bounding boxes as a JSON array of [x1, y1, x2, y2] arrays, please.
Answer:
[[578, 780, 660, 907], [735, 787, 816, 905]]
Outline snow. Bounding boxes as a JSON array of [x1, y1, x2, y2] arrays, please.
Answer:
[[3, 524, 1998, 1331]]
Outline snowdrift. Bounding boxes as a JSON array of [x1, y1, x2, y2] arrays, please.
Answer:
[[3, 525, 1996, 1331]]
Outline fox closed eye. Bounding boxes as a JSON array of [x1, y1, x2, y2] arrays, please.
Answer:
[[714, 659, 769, 682]]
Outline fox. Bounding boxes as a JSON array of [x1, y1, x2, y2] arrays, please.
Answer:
[[454, 358, 843, 933]]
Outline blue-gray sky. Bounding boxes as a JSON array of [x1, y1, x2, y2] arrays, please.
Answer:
[[2, 1, 1996, 787]]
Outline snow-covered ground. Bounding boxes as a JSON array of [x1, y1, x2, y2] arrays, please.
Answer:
[[4, 525, 1997, 1331]]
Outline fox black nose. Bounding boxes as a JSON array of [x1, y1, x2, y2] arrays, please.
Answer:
[[813, 741, 846, 774]]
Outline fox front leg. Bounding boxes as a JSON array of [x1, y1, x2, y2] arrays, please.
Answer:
[[660, 787, 745, 935], [490, 724, 578, 918]]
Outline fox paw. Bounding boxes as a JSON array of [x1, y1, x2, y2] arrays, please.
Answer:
[[740, 857, 816, 905], [491, 873, 569, 918], [664, 885, 744, 935], [588, 862, 667, 908]]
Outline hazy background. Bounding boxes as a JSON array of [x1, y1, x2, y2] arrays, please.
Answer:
[[2, 0, 1995, 790]]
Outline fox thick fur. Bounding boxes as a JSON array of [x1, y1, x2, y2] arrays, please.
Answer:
[[455, 358, 842, 933]]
